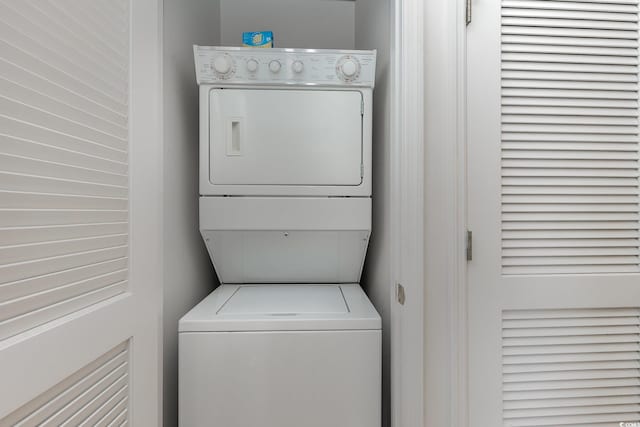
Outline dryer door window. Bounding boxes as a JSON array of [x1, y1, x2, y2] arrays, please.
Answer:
[[209, 89, 363, 186]]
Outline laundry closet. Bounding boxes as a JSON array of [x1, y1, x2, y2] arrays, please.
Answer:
[[163, 1, 393, 426]]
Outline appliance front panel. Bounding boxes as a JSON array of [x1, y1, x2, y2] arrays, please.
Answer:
[[208, 89, 363, 187], [201, 229, 370, 284], [180, 330, 381, 427], [194, 46, 377, 87]]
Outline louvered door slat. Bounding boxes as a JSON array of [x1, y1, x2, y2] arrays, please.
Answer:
[[0, 137, 127, 176], [0, 234, 128, 264], [505, 386, 640, 400], [28, 2, 127, 68], [0, 3, 126, 85], [0, 14, 127, 98], [504, 202, 639, 211], [0, 223, 128, 245], [505, 352, 640, 363], [503, 34, 639, 48], [52, 1, 128, 54], [0, 98, 127, 151], [0, 210, 128, 227], [0, 246, 127, 284], [503, 8, 638, 22], [503, 115, 637, 125], [503, 1, 639, 13], [107, 408, 128, 427], [0, 281, 128, 340], [0, 258, 128, 302], [0, 155, 128, 186], [0, 342, 130, 427], [502, 25, 637, 39], [0, 174, 128, 197], [505, 395, 640, 410], [500, 0, 640, 275], [0, 41, 124, 114], [0, 59, 127, 126], [502, 308, 640, 426], [504, 106, 638, 116], [0, 117, 127, 163], [1, 2, 127, 78], [0, 80, 128, 138], [0, 192, 128, 211], [75, 386, 129, 427], [0, 270, 128, 322], [504, 333, 639, 346], [502, 17, 638, 32]]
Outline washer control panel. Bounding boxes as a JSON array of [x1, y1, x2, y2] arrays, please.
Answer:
[[194, 46, 376, 87]]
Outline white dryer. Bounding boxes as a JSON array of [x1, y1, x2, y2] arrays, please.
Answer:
[[180, 46, 380, 427], [196, 45, 374, 197]]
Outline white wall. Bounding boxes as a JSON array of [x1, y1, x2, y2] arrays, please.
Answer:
[[355, 1, 392, 427], [162, 1, 220, 426], [220, 0, 355, 49]]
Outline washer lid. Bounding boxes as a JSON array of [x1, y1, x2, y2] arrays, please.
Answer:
[[218, 285, 348, 315], [179, 284, 381, 332]]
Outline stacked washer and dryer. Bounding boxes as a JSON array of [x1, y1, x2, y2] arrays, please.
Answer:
[[179, 46, 381, 427]]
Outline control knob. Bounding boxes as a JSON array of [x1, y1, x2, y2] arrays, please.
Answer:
[[269, 60, 282, 73], [292, 60, 304, 74], [341, 60, 358, 77], [213, 54, 233, 76], [336, 55, 361, 82], [246, 59, 259, 73]]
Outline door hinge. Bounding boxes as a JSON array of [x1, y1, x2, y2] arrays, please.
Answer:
[[361, 99, 365, 115], [466, 230, 473, 261], [360, 163, 364, 178], [466, 0, 472, 25], [396, 283, 406, 305]]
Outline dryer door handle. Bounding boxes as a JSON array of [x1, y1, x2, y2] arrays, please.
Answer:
[[226, 118, 243, 156]]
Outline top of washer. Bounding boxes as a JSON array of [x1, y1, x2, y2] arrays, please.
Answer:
[[179, 283, 381, 332], [194, 45, 376, 88]]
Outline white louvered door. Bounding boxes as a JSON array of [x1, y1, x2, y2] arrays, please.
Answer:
[[0, 1, 161, 425], [467, 0, 640, 425]]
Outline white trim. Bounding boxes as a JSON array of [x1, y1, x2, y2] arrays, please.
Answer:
[[390, 0, 425, 427], [157, 1, 165, 423], [454, 0, 469, 424], [129, 0, 163, 424], [421, 0, 468, 426]]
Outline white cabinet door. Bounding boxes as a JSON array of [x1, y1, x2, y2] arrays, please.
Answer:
[[0, 1, 161, 425], [209, 89, 363, 186], [467, 0, 640, 425]]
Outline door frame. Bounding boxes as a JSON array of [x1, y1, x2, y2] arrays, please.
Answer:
[[129, 0, 163, 424], [389, 0, 424, 426], [389, 0, 425, 426], [390, 0, 468, 426]]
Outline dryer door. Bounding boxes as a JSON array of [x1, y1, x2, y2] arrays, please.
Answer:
[[208, 89, 363, 187]]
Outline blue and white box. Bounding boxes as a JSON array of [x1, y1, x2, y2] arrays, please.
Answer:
[[242, 31, 274, 48]]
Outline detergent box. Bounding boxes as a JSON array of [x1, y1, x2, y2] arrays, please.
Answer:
[[242, 31, 274, 48]]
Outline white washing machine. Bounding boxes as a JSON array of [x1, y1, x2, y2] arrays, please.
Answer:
[[180, 46, 380, 427], [179, 284, 380, 427]]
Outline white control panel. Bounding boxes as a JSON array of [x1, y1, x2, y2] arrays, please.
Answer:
[[194, 46, 376, 88]]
